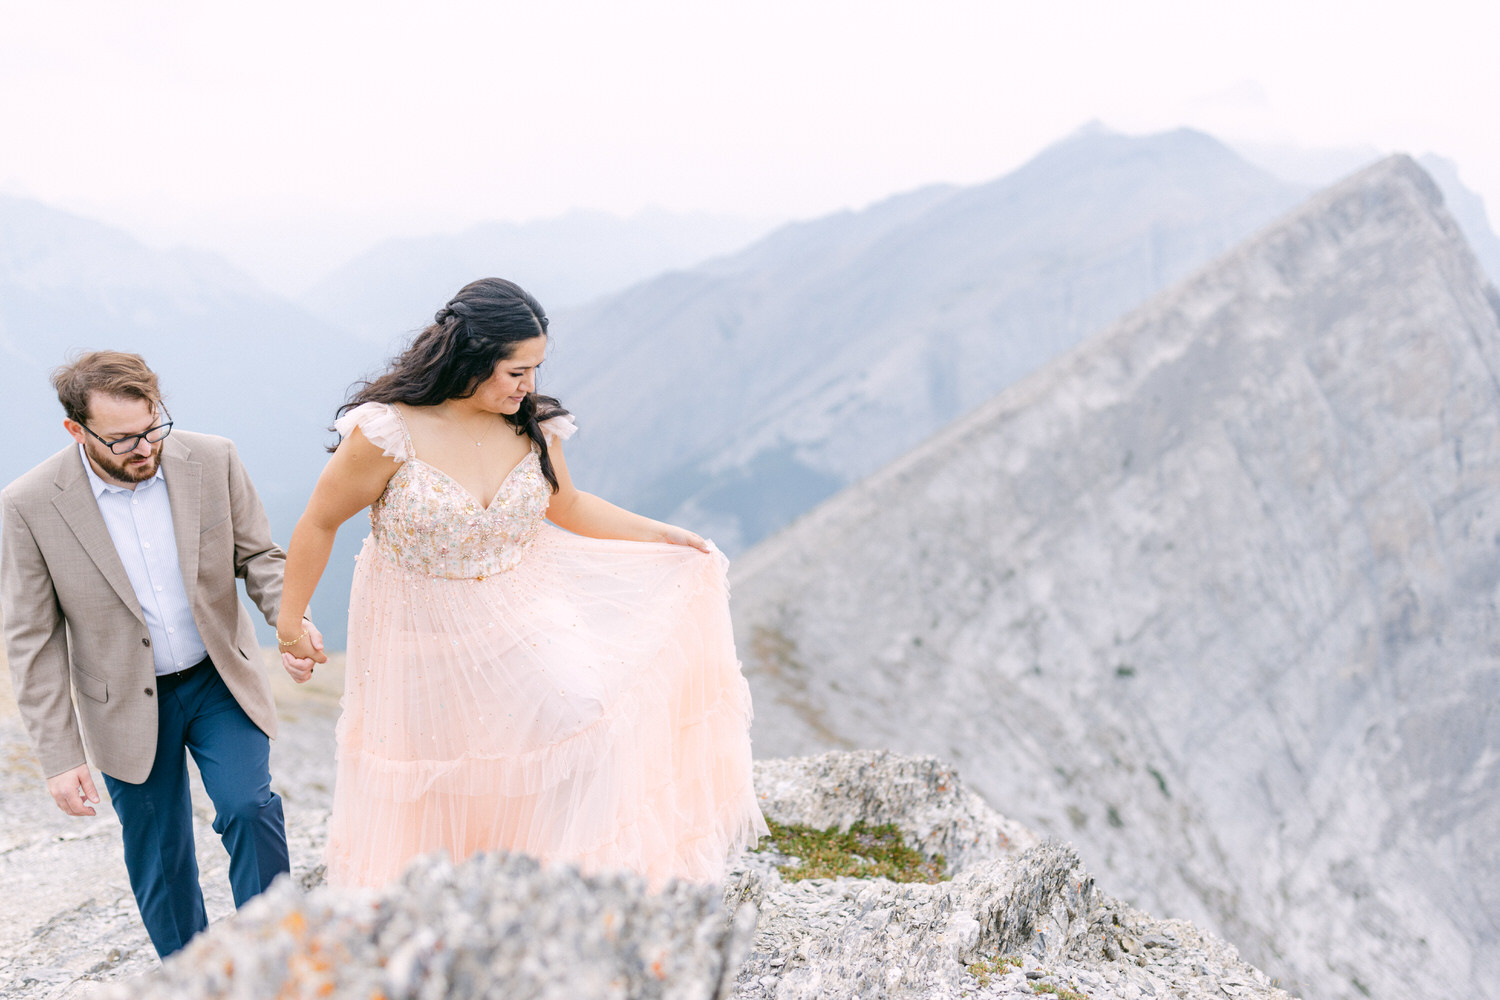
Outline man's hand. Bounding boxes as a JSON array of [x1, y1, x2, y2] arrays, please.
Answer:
[[47, 763, 99, 817]]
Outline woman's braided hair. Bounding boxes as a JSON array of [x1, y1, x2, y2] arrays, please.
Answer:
[[336, 277, 569, 492]]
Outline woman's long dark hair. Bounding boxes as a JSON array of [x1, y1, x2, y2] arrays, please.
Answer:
[[335, 277, 569, 492]]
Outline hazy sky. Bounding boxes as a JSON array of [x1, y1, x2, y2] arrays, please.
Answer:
[[3, 1, 1496, 293]]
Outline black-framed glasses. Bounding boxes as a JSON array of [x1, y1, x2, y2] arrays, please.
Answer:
[[81, 406, 173, 455]]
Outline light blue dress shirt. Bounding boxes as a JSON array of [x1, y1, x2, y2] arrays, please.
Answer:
[[80, 445, 209, 675]]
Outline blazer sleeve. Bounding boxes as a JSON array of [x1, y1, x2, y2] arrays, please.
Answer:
[[225, 441, 286, 628], [1, 490, 87, 778]]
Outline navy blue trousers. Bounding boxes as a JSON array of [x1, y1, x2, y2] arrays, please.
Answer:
[[102, 660, 289, 958]]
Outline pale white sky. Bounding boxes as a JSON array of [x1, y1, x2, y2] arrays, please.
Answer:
[[2, 1, 1496, 293]]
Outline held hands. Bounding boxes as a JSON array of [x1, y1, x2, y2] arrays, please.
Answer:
[[47, 762, 100, 817], [279, 617, 327, 684]]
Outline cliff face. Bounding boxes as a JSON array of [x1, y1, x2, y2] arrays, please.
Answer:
[[730, 157, 1500, 1000]]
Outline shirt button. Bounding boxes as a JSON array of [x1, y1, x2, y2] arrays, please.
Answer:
[[155, 585, 163, 592], [167, 627, 175, 634], [142, 542, 151, 549], [176, 661, 184, 668]]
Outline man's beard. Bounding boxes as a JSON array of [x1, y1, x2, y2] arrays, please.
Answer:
[[86, 440, 163, 484]]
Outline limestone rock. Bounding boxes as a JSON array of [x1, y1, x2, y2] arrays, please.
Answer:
[[750, 751, 1040, 873], [98, 853, 749, 1000], [730, 751, 1290, 1000], [731, 842, 1292, 1000]]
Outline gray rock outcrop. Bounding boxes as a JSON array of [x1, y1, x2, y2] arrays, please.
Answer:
[[103, 853, 748, 1000], [749, 751, 1041, 871], [730, 156, 1500, 1000], [732, 839, 1291, 1000], [729, 752, 1291, 1000], [91, 750, 1292, 1000]]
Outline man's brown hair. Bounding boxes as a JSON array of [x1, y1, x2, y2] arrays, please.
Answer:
[[50, 351, 162, 425]]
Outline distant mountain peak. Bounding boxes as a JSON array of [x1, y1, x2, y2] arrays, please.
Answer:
[[1068, 118, 1116, 139], [1336, 152, 1436, 203]]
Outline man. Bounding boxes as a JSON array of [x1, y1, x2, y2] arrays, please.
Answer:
[[1, 351, 320, 959]]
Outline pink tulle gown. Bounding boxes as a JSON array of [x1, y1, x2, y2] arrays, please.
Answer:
[[323, 402, 767, 889]]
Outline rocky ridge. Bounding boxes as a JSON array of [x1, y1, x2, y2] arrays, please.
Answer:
[[726, 754, 1291, 1000], [728, 156, 1500, 1000], [88, 751, 1292, 1000]]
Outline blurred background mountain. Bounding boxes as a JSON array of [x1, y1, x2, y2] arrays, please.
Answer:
[[3, 126, 1498, 650], [547, 125, 1312, 550], [0, 196, 384, 644], [299, 209, 776, 342]]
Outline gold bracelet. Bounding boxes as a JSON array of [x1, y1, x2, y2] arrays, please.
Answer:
[[277, 628, 309, 649]]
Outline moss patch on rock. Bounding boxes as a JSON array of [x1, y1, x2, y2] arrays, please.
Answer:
[[756, 818, 947, 883]]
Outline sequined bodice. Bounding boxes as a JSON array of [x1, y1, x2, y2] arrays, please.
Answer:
[[370, 452, 551, 579]]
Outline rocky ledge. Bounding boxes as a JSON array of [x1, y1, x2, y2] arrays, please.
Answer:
[[104, 751, 1294, 1000]]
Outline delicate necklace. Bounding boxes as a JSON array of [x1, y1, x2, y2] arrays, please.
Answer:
[[445, 406, 498, 448]]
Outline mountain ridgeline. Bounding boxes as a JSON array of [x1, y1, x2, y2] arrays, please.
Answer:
[[300, 209, 775, 342], [550, 127, 1312, 551], [728, 157, 1500, 1000]]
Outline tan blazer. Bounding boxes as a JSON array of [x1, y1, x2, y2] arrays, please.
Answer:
[[2, 431, 284, 784]]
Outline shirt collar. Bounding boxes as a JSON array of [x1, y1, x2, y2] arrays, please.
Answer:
[[78, 442, 165, 498]]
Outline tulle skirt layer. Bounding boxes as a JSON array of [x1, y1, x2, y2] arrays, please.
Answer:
[[324, 525, 767, 890]]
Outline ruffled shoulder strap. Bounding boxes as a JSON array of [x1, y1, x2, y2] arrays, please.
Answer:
[[334, 401, 411, 462], [540, 412, 577, 445]]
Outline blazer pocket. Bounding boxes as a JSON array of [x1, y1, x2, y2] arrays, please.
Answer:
[[200, 515, 230, 537], [73, 665, 109, 704]]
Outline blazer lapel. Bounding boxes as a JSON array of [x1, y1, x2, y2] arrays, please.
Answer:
[[162, 438, 202, 603], [51, 451, 146, 625]]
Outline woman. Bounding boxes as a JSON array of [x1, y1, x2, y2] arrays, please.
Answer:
[[276, 277, 766, 889]]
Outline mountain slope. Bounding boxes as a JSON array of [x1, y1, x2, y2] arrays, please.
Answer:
[[0, 196, 382, 646], [549, 127, 1310, 551], [299, 209, 774, 342], [728, 157, 1500, 1000]]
